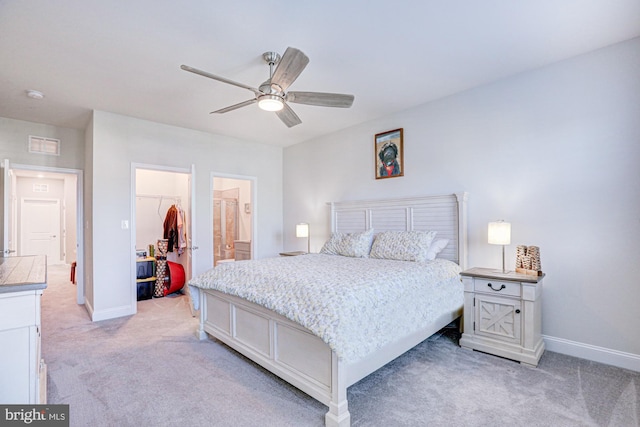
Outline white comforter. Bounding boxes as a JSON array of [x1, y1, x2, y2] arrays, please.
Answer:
[[189, 254, 462, 363]]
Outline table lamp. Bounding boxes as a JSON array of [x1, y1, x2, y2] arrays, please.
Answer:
[[488, 220, 511, 273], [296, 223, 310, 253]]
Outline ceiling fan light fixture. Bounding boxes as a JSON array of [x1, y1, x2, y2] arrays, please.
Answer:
[[258, 94, 284, 112]]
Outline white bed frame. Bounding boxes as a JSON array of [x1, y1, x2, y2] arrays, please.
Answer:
[[196, 193, 468, 426]]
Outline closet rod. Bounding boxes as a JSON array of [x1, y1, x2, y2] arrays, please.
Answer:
[[136, 194, 182, 201]]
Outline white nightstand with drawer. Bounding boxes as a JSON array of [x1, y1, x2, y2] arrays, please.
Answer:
[[459, 267, 545, 366]]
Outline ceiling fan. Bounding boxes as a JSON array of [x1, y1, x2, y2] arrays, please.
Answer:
[[180, 47, 354, 128]]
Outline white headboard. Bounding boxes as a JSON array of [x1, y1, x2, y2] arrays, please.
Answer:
[[330, 192, 468, 269]]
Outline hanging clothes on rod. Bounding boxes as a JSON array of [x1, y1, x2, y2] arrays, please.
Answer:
[[163, 204, 187, 255], [136, 194, 182, 221], [176, 204, 187, 255], [163, 205, 179, 253]]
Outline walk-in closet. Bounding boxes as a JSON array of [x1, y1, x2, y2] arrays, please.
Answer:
[[135, 168, 191, 302]]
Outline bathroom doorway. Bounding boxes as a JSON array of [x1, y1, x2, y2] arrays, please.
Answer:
[[212, 175, 254, 266]]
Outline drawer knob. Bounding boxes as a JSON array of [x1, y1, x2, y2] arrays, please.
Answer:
[[487, 283, 506, 291], [515, 309, 521, 314]]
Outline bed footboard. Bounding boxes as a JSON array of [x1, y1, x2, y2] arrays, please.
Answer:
[[197, 287, 460, 427], [197, 288, 350, 426]]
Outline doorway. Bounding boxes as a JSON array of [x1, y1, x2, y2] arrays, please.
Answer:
[[212, 175, 254, 266], [133, 165, 195, 309], [2, 160, 84, 303]]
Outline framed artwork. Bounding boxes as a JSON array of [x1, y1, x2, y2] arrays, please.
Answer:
[[375, 128, 404, 179]]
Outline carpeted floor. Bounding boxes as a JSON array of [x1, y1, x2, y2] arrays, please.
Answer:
[[42, 264, 639, 426]]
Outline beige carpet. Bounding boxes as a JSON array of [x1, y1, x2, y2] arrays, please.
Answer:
[[41, 264, 639, 426]]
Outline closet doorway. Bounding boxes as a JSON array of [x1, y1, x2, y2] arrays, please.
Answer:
[[133, 165, 195, 308], [212, 175, 254, 267]]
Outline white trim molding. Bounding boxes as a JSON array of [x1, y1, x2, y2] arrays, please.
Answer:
[[544, 335, 640, 372]]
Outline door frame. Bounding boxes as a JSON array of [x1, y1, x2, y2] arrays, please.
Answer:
[[3, 161, 84, 303], [210, 172, 256, 268], [130, 162, 195, 310]]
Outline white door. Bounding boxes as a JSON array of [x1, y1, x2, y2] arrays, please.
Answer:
[[186, 164, 197, 316], [20, 198, 61, 264], [188, 164, 197, 279]]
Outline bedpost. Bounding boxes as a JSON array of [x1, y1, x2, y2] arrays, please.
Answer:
[[196, 288, 208, 340], [325, 352, 350, 427], [329, 201, 337, 233], [455, 192, 469, 271]]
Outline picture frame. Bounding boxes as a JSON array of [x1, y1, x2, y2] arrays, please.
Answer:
[[375, 128, 404, 179]]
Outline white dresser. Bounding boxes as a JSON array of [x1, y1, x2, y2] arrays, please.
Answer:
[[0, 255, 47, 404]]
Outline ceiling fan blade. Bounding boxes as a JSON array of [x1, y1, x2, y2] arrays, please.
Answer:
[[286, 91, 354, 108], [181, 65, 260, 95], [275, 103, 302, 128], [270, 47, 309, 92], [210, 99, 257, 114]]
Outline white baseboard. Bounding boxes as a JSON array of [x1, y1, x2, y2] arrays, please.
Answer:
[[543, 335, 640, 372], [84, 300, 94, 319], [90, 304, 136, 322]]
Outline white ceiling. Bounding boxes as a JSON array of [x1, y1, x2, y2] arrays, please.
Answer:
[[1, 1, 639, 148]]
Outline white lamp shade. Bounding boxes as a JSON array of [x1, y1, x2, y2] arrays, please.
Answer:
[[296, 223, 309, 238], [488, 221, 511, 245]]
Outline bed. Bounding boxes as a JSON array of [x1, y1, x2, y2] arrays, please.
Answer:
[[189, 193, 468, 427]]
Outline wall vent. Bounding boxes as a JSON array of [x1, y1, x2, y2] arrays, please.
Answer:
[[33, 183, 49, 193], [28, 135, 60, 156]]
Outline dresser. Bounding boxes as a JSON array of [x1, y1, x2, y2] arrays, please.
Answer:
[[234, 240, 251, 261], [459, 267, 545, 366], [0, 255, 47, 403]]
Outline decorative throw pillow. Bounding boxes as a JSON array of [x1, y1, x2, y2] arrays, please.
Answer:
[[369, 230, 437, 262], [424, 238, 449, 261], [320, 229, 375, 258]]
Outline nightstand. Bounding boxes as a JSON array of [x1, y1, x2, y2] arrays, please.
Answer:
[[459, 267, 545, 366]]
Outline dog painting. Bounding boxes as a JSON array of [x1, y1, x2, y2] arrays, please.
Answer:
[[375, 128, 404, 179]]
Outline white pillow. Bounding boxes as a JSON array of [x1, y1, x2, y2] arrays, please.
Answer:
[[320, 229, 375, 258], [369, 230, 437, 262], [425, 239, 449, 261]]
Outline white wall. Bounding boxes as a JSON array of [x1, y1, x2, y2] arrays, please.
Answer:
[[87, 111, 283, 321], [135, 169, 190, 254], [63, 174, 78, 264], [0, 117, 85, 169], [283, 38, 640, 369], [0, 118, 85, 254]]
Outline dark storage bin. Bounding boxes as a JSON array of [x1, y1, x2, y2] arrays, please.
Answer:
[[136, 259, 154, 279], [137, 280, 154, 301]]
